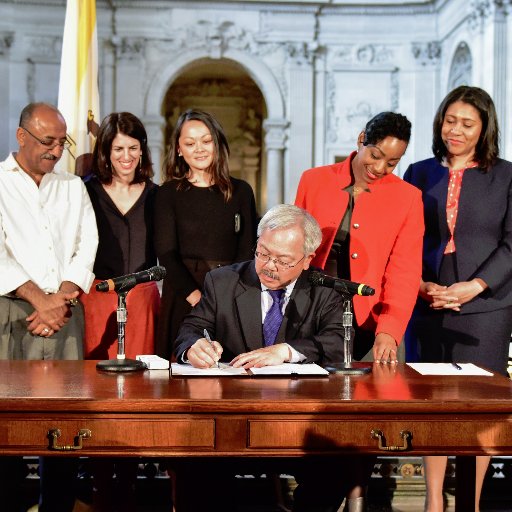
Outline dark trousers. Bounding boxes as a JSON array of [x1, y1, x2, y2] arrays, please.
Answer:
[[39, 457, 79, 512]]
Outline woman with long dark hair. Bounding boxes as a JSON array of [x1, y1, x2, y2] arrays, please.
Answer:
[[154, 109, 258, 358], [82, 112, 160, 511], [404, 86, 512, 512], [83, 111, 159, 360]]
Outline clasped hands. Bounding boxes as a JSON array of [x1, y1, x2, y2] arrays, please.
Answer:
[[420, 279, 486, 311], [186, 337, 291, 369], [27, 290, 79, 338]]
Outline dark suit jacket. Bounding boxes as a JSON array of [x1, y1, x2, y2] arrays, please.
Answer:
[[174, 261, 345, 364], [404, 157, 512, 314]]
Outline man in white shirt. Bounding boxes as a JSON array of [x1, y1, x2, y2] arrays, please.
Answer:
[[0, 102, 98, 511], [0, 102, 98, 358]]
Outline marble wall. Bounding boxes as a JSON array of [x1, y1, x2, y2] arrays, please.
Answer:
[[0, 0, 510, 211]]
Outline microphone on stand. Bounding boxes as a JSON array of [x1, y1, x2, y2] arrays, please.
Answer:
[[309, 270, 372, 375], [96, 266, 166, 373], [308, 271, 375, 297], [96, 266, 166, 293]]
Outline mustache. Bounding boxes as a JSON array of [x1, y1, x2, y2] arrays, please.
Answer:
[[42, 154, 58, 160], [261, 269, 278, 280]]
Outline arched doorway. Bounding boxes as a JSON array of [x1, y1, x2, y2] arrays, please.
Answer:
[[162, 58, 266, 210], [144, 47, 286, 211]]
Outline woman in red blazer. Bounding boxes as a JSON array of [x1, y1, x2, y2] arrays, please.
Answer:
[[295, 112, 424, 363], [295, 112, 424, 512]]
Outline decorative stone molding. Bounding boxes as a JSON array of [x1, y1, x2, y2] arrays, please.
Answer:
[[161, 20, 258, 59], [330, 44, 395, 68], [411, 41, 441, 67], [263, 118, 288, 150], [346, 102, 375, 135], [0, 32, 13, 55], [117, 37, 145, 61], [448, 42, 472, 89], [468, 0, 512, 32], [391, 68, 399, 111], [26, 58, 36, 103], [326, 73, 339, 144], [24, 35, 61, 61], [285, 41, 318, 66]]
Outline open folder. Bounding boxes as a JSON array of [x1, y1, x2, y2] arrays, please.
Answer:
[[170, 362, 329, 377]]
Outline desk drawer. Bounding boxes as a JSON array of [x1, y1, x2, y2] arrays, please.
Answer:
[[0, 416, 215, 451], [247, 417, 512, 454]]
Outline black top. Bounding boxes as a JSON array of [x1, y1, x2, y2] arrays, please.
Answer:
[[85, 177, 158, 279], [154, 178, 258, 297]]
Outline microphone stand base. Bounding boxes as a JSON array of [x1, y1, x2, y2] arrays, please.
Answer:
[[96, 358, 147, 372], [324, 362, 372, 375]]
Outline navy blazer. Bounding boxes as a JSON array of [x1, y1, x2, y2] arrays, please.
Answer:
[[404, 157, 512, 314], [174, 260, 345, 364]]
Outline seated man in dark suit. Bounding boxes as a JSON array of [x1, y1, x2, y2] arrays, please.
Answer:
[[174, 204, 349, 512], [175, 203, 344, 370]]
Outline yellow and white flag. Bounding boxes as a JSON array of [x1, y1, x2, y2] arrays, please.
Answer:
[[57, 0, 100, 176]]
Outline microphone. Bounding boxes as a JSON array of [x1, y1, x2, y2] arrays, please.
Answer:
[[309, 271, 375, 296], [96, 266, 166, 293]]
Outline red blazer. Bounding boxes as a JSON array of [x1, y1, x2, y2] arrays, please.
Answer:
[[295, 152, 424, 343]]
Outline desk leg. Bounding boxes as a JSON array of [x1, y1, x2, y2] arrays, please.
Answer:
[[455, 456, 476, 512]]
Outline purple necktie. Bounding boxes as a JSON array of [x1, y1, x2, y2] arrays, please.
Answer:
[[263, 289, 285, 346]]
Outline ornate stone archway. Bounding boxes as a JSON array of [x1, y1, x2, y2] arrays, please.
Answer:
[[143, 44, 287, 209]]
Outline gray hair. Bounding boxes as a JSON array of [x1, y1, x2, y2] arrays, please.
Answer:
[[257, 204, 322, 255]]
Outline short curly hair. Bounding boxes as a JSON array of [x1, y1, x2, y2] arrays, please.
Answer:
[[362, 111, 412, 146]]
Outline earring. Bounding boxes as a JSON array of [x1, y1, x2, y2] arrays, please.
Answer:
[[139, 155, 142, 167]]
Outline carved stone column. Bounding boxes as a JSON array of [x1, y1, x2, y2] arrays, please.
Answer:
[[115, 37, 146, 112], [286, 42, 316, 203], [410, 41, 441, 163], [263, 118, 288, 210], [142, 115, 165, 185], [490, 2, 510, 152], [468, 0, 511, 157], [101, 37, 117, 117]]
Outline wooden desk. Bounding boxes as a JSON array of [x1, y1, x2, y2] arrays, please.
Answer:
[[0, 360, 511, 510]]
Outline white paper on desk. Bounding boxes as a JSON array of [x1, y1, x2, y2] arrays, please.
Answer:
[[249, 363, 329, 376], [407, 363, 493, 376], [170, 362, 247, 376]]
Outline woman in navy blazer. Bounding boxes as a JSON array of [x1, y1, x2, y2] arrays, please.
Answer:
[[404, 86, 512, 512]]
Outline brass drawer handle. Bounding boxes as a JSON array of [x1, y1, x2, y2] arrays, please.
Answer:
[[371, 429, 412, 452], [47, 428, 92, 451]]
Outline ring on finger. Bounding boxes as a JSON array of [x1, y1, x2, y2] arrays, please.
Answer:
[[42, 327, 49, 334]]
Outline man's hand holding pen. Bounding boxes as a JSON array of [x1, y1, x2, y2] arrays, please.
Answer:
[[187, 335, 223, 368]]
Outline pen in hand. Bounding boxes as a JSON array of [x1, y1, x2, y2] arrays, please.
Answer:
[[452, 362, 462, 370], [204, 329, 220, 368]]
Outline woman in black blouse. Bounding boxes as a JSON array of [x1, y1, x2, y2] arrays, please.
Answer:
[[82, 112, 160, 511], [83, 112, 160, 360], [154, 109, 258, 358]]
